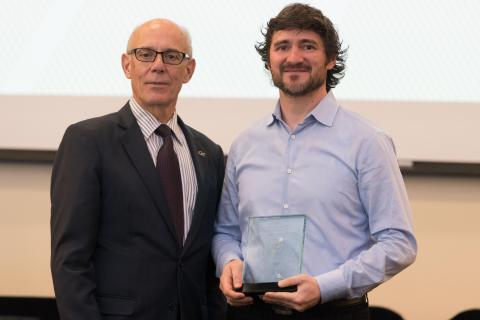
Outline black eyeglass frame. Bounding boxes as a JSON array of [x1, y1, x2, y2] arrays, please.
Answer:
[[128, 48, 191, 65]]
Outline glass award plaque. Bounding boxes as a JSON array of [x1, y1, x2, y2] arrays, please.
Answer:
[[241, 215, 306, 294]]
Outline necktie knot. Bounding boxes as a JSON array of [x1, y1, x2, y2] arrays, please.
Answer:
[[155, 124, 173, 138]]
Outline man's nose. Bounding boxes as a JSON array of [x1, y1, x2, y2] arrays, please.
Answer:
[[286, 47, 303, 63], [151, 53, 166, 72]]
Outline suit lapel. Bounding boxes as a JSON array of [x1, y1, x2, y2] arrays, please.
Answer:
[[178, 118, 210, 253], [117, 104, 179, 244]]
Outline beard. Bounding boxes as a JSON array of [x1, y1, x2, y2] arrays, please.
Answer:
[[271, 62, 326, 97]]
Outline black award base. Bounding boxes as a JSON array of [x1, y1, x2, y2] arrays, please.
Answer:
[[238, 282, 297, 295]]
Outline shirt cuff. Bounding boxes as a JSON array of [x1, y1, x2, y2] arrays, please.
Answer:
[[315, 268, 347, 303], [216, 251, 243, 277]]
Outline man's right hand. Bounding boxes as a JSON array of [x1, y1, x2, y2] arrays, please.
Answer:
[[219, 259, 253, 306]]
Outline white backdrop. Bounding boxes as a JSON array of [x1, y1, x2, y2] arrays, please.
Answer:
[[1, 0, 479, 162]]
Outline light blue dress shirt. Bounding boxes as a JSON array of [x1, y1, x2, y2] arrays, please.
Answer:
[[212, 91, 417, 303]]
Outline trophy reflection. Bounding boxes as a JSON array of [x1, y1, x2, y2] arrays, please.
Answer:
[[241, 215, 306, 294]]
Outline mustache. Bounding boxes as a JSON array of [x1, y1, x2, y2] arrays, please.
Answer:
[[280, 62, 312, 72]]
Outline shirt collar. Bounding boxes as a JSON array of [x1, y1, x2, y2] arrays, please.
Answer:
[[267, 91, 339, 127], [129, 97, 183, 145]]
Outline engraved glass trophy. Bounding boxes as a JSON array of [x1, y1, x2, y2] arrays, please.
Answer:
[[241, 215, 306, 294]]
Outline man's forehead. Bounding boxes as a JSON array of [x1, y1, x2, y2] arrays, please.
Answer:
[[128, 20, 189, 51], [131, 27, 188, 50], [272, 29, 322, 43]]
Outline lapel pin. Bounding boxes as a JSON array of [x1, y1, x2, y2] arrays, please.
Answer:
[[197, 150, 206, 157]]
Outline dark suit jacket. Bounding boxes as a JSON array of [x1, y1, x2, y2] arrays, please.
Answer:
[[51, 103, 226, 320]]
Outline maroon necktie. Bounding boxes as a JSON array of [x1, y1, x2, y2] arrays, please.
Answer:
[[155, 124, 184, 245]]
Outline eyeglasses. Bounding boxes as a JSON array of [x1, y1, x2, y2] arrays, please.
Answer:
[[128, 48, 190, 65]]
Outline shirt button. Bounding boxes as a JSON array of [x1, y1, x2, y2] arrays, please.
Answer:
[[287, 168, 293, 174], [290, 135, 296, 140], [283, 204, 289, 209]]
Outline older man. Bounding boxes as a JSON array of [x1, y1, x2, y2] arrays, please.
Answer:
[[51, 19, 225, 320]]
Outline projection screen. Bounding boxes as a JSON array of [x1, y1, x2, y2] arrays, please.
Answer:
[[1, 0, 479, 164]]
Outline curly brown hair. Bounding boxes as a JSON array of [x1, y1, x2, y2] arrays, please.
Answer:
[[255, 3, 347, 91]]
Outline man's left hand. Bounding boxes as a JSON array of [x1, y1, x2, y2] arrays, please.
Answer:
[[261, 274, 321, 312]]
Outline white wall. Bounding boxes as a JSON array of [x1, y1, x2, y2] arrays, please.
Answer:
[[1, 162, 479, 319], [3, 96, 480, 164]]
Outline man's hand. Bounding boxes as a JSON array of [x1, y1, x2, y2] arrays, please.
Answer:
[[219, 259, 253, 306], [261, 274, 321, 312]]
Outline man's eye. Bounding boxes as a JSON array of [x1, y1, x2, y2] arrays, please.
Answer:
[[137, 50, 155, 59], [164, 53, 179, 60], [303, 44, 315, 50]]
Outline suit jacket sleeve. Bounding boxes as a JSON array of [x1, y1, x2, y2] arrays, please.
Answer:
[[206, 144, 227, 320], [50, 123, 103, 320]]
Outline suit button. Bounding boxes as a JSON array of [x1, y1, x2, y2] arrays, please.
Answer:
[[169, 303, 176, 312], [178, 261, 183, 269]]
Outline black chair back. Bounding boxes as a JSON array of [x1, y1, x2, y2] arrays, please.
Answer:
[[369, 305, 404, 320], [0, 297, 59, 320], [451, 309, 480, 320]]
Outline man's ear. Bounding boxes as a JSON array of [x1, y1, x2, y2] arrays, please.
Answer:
[[183, 58, 196, 83], [326, 57, 336, 71], [121, 53, 132, 79]]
